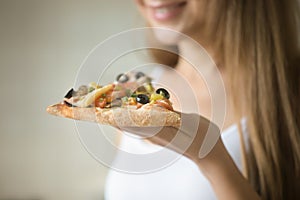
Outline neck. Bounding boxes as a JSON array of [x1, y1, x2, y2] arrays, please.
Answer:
[[173, 37, 231, 130], [175, 37, 223, 79], [178, 34, 222, 65]]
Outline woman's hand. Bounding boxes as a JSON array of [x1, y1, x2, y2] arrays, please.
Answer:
[[120, 112, 221, 168], [120, 112, 261, 200]]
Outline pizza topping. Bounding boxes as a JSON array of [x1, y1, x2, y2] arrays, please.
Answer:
[[144, 83, 155, 93], [77, 85, 89, 96], [70, 84, 114, 107], [111, 99, 122, 107], [156, 88, 170, 99], [88, 82, 101, 93], [150, 93, 164, 101], [88, 87, 95, 93], [62, 71, 174, 111], [136, 94, 150, 104], [116, 73, 129, 83], [135, 85, 147, 93], [63, 88, 80, 107], [135, 71, 145, 79], [136, 103, 143, 109], [128, 97, 137, 105], [95, 98, 107, 108], [64, 88, 74, 99], [89, 82, 101, 89], [63, 100, 74, 107], [155, 99, 174, 111]]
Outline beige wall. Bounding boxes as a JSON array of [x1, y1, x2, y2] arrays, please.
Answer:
[[0, 1, 141, 199]]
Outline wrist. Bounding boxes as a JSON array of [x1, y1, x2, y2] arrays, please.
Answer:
[[193, 139, 233, 179], [191, 136, 261, 199]]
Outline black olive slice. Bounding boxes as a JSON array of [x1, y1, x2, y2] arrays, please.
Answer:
[[156, 88, 170, 99], [116, 73, 129, 83], [135, 71, 145, 79], [136, 94, 150, 104], [64, 88, 74, 99], [64, 100, 76, 107]]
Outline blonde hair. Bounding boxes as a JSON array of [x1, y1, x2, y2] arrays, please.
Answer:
[[150, 0, 300, 199]]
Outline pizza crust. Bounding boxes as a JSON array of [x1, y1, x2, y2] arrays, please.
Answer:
[[47, 103, 181, 128]]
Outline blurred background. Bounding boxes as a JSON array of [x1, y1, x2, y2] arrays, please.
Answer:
[[0, 1, 142, 199]]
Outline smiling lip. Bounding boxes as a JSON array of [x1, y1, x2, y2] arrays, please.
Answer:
[[145, 1, 187, 21]]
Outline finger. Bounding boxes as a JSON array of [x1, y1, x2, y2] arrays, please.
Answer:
[[120, 126, 179, 148], [178, 113, 206, 137], [120, 126, 165, 138], [155, 127, 194, 155], [176, 114, 221, 159]]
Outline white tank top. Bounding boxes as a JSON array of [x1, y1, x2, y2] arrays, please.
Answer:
[[104, 66, 246, 199]]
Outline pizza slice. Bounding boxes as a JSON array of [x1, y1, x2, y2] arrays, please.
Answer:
[[47, 71, 181, 128]]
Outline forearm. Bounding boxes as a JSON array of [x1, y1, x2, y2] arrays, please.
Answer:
[[195, 140, 261, 200]]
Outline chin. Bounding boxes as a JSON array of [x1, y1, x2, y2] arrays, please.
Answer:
[[150, 26, 182, 45], [136, 0, 197, 45]]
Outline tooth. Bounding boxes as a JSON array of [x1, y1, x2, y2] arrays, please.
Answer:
[[156, 8, 169, 14]]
